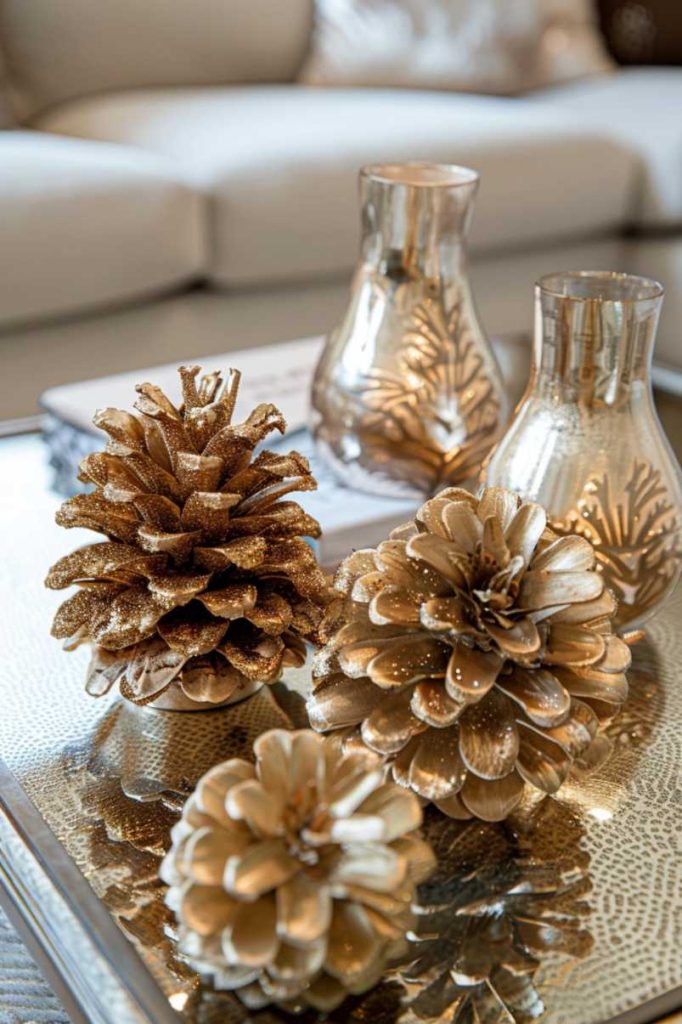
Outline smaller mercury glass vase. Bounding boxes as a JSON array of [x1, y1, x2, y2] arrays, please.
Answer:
[[311, 163, 507, 498], [484, 271, 682, 629]]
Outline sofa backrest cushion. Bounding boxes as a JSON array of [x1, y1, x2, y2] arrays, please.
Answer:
[[0, 0, 314, 121]]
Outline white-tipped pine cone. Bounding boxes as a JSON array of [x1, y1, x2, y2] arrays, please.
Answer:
[[160, 729, 434, 1011], [45, 366, 332, 710], [309, 486, 630, 821]]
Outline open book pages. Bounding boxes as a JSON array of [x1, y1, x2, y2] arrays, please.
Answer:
[[40, 336, 326, 438]]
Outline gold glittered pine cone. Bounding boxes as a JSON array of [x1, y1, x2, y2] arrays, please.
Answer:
[[309, 486, 631, 821], [45, 366, 333, 710], [160, 728, 435, 1012]]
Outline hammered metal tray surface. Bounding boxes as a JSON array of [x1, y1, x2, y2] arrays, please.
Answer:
[[1, 436, 681, 1024]]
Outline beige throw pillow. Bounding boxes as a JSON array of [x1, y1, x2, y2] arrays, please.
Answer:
[[300, 0, 613, 94]]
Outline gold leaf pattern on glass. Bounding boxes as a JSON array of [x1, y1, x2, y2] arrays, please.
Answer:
[[484, 272, 682, 631], [353, 292, 502, 494], [311, 164, 507, 499], [553, 460, 682, 628]]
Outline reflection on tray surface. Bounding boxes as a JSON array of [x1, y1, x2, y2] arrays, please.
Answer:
[[59, 677, 622, 1023]]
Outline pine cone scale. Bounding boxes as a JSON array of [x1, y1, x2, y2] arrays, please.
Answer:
[[544, 699, 597, 754], [496, 667, 570, 727], [411, 679, 462, 727], [276, 876, 331, 946], [458, 690, 519, 781], [519, 569, 604, 610], [132, 493, 182, 530], [51, 586, 118, 643], [55, 492, 140, 542], [45, 541, 155, 588], [147, 570, 211, 601], [544, 624, 606, 666], [517, 723, 570, 794], [92, 587, 171, 649], [445, 643, 502, 702], [485, 616, 541, 656], [460, 768, 525, 822], [407, 727, 465, 800], [125, 639, 185, 700], [197, 582, 257, 617], [136, 524, 199, 560]]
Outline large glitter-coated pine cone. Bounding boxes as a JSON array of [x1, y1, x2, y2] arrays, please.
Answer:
[[45, 367, 332, 710], [309, 486, 631, 821], [160, 728, 435, 1011]]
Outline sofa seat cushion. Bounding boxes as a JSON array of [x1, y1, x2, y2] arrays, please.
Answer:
[[0, 131, 205, 326], [37, 85, 637, 288], [531, 68, 682, 228]]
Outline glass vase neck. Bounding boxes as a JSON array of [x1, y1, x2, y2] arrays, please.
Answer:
[[360, 163, 478, 280], [533, 271, 663, 405]]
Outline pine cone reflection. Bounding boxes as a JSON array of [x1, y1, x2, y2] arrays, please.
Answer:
[[310, 486, 630, 820], [401, 801, 593, 1024]]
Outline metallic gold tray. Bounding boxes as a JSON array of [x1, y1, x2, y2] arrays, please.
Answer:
[[1, 435, 681, 1024]]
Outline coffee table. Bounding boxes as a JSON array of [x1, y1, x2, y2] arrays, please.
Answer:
[[0, 411, 681, 1024]]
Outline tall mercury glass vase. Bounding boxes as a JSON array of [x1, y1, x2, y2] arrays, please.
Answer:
[[311, 163, 506, 498], [485, 271, 682, 630]]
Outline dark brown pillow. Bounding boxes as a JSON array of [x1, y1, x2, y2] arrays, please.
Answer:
[[596, 0, 682, 64]]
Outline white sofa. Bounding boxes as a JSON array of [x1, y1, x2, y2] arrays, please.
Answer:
[[1, 0, 681, 423]]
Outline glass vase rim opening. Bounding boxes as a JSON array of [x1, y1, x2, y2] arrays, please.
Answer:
[[361, 162, 480, 189], [537, 269, 664, 304]]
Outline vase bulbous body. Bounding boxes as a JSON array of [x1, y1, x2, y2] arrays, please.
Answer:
[[485, 271, 682, 629], [311, 163, 507, 498]]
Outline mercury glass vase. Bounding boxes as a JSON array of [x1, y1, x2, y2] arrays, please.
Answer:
[[484, 271, 682, 630], [311, 163, 506, 498]]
